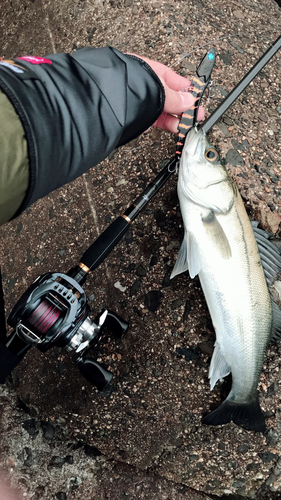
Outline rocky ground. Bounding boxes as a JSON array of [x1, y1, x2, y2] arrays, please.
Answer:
[[0, 0, 281, 499]]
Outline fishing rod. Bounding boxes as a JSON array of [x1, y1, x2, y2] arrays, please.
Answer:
[[0, 36, 280, 390], [71, 35, 281, 283]]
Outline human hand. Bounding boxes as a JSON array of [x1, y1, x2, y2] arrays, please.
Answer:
[[0, 476, 24, 500], [133, 55, 205, 133]]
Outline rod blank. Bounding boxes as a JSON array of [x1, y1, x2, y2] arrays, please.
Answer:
[[201, 36, 281, 134]]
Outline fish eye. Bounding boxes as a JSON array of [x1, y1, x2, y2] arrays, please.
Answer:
[[205, 148, 219, 162]]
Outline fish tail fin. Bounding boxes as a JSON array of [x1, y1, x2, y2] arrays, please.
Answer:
[[202, 397, 266, 432]]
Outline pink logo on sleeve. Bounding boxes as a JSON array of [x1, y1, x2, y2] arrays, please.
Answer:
[[17, 56, 52, 65]]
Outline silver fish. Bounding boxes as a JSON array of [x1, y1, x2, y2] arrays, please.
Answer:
[[171, 127, 281, 432]]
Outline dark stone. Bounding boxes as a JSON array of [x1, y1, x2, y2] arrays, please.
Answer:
[[232, 139, 250, 151], [123, 263, 136, 274], [171, 298, 185, 310], [125, 228, 133, 245], [219, 51, 232, 65], [105, 214, 111, 223], [259, 451, 278, 463], [23, 447, 34, 467], [148, 158, 158, 173], [144, 290, 163, 312], [49, 207, 55, 220], [150, 255, 158, 266], [123, 388, 132, 398], [84, 444, 102, 458], [182, 301, 192, 321], [214, 85, 228, 97], [26, 248, 32, 266], [169, 436, 183, 447], [217, 121, 231, 137], [258, 70, 268, 79], [228, 39, 244, 54], [223, 116, 233, 126], [130, 278, 141, 296], [197, 340, 214, 356], [16, 222, 23, 235], [136, 264, 147, 277], [180, 60, 197, 72], [22, 419, 38, 437], [57, 249, 66, 258], [266, 382, 279, 397], [7, 277, 17, 291], [199, 316, 209, 325], [265, 428, 279, 445], [208, 479, 221, 487], [55, 493, 67, 500], [145, 38, 156, 48], [237, 444, 250, 454], [118, 449, 128, 457], [41, 421, 55, 440], [227, 461, 239, 469], [87, 26, 96, 44], [225, 149, 244, 167], [49, 456, 66, 467], [154, 209, 166, 229], [176, 346, 199, 361], [161, 271, 172, 288], [232, 479, 246, 488], [247, 462, 259, 471]]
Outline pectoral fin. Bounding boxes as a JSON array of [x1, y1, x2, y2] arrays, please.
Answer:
[[202, 210, 232, 260], [170, 231, 201, 279]]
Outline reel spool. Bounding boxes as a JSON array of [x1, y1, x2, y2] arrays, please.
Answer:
[[6, 272, 128, 391]]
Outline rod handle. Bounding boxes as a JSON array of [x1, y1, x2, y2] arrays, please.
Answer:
[[81, 216, 131, 271]]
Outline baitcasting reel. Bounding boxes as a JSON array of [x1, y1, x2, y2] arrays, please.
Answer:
[[2, 271, 128, 391]]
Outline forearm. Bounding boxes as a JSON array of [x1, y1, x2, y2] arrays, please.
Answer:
[[0, 47, 165, 222]]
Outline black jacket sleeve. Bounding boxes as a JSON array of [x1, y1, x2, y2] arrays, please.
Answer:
[[0, 47, 165, 217]]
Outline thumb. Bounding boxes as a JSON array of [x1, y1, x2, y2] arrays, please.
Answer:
[[160, 78, 195, 115]]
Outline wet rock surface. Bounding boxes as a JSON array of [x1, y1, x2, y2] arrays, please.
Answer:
[[0, 0, 281, 499]]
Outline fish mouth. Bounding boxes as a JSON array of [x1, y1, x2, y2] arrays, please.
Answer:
[[185, 128, 206, 158]]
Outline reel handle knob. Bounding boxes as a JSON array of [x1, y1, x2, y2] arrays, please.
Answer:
[[102, 310, 129, 338], [77, 358, 113, 391]]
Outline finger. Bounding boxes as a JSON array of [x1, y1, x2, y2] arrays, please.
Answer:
[[157, 65, 192, 91], [153, 105, 205, 133], [161, 78, 195, 115], [197, 105, 205, 122], [130, 54, 192, 91], [153, 112, 180, 134]]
